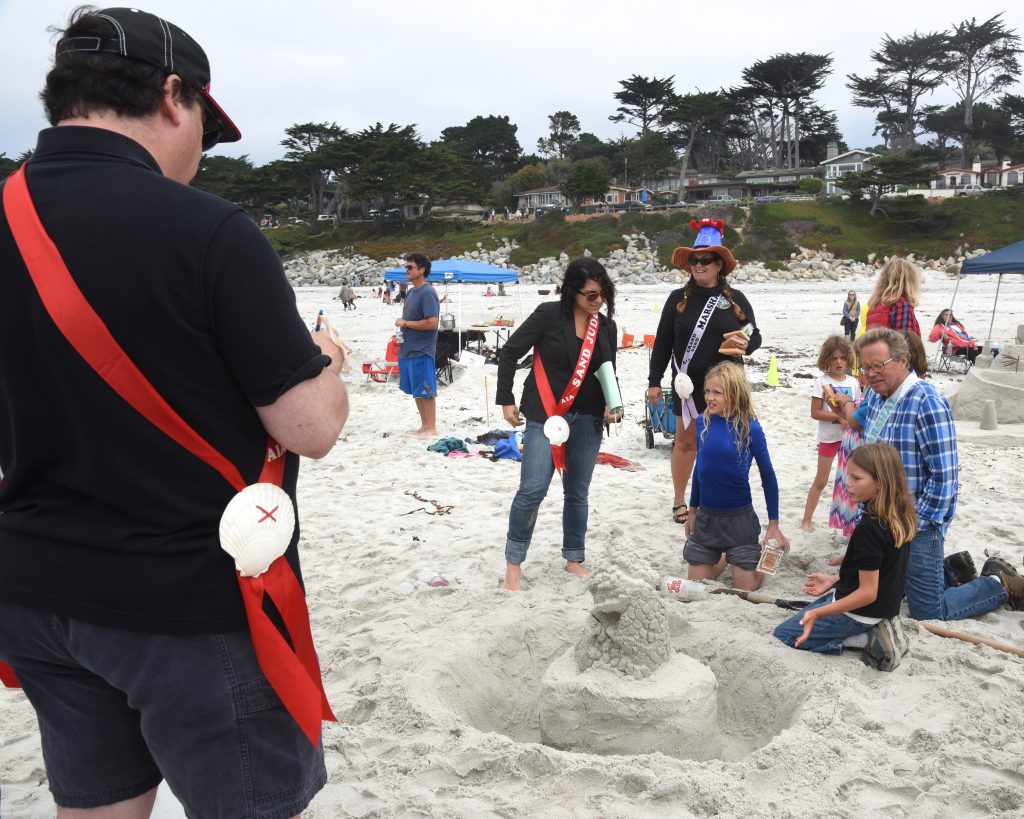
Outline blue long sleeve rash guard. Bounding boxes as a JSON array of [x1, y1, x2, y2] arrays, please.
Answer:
[[689, 414, 780, 520]]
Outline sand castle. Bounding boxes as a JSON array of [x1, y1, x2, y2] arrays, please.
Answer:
[[538, 569, 721, 760], [950, 325, 1024, 424]]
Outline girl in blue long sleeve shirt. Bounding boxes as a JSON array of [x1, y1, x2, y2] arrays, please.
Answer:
[[685, 362, 790, 590]]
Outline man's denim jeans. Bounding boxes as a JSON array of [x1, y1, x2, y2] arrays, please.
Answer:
[[505, 413, 603, 565], [905, 524, 1007, 620]]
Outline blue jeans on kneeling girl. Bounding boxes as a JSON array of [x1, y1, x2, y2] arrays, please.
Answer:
[[773, 593, 873, 654], [505, 413, 603, 565]]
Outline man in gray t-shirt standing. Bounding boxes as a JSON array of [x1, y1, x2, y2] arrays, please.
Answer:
[[395, 253, 440, 436]]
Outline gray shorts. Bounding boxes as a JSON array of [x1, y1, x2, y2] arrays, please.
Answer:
[[0, 601, 326, 816], [683, 504, 762, 570]]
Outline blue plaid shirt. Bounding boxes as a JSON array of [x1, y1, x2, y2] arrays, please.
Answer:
[[860, 378, 958, 530]]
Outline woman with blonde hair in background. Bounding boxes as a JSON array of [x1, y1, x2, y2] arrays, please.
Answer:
[[864, 257, 921, 335]]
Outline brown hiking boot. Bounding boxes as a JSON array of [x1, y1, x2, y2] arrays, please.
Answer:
[[997, 571, 1024, 611], [982, 556, 1017, 578]]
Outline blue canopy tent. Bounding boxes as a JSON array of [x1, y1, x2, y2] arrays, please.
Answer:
[[377, 259, 524, 353], [939, 240, 1024, 362]]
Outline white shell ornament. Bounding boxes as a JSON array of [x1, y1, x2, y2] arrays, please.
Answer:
[[543, 415, 571, 445], [219, 483, 295, 577], [674, 372, 694, 400]]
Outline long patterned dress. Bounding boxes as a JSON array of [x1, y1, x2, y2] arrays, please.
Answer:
[[828, 395, 865, 537]]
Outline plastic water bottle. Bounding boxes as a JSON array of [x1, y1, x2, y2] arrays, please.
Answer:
[[657, 575, 709, 601], [395, 325, 404, 344]]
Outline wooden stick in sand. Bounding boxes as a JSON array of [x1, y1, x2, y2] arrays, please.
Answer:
[[920, 623, 1024, 660], [484, 376, 490, 427], [710, 588, 805, 610]]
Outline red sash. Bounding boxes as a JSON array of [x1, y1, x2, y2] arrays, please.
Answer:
[[532, 312, 600, 474], [1, 167, 333, 746]]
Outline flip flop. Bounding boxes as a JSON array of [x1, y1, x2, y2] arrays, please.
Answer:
[[672, 503, 689, 525]]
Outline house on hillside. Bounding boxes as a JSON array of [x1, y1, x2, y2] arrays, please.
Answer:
[[734, 167, 819, 198], [515, 186, 567, 212], [930, 157, 1024, 191], [995, 161, 1024, 187], [821, 146, 875, 196]]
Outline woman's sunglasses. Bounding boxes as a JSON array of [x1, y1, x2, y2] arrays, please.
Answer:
[[578, 289, 607, 301], [690, 256, 720, 267]]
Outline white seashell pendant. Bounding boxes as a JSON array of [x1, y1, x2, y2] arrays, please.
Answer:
[[674, 372, 694, 400], [543, 415, 570, 445], [219, 483, 296, 577]]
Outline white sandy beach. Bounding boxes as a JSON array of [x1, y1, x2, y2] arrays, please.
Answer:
[[3, 273, 1024, 818]]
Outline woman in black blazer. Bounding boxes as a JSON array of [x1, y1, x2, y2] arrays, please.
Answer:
[[495, 258, 619, 591]]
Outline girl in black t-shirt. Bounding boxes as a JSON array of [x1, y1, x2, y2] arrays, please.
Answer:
[[774, 443, 916, 654]]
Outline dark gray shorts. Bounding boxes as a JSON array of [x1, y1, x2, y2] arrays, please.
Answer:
[[0, 601, 326, 816], [683, 504, 762, 570]]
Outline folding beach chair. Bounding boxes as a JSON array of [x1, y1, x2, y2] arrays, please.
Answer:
[[362, 336, 401, 383], [934, 341, 971, 375], [435, 337, 455, 386]]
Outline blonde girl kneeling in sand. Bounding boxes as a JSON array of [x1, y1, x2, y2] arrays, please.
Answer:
[[684, 363, 789, 591]]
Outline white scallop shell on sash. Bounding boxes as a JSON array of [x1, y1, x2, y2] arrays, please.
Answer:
[[543, 415, 570, 445], [674, 372, 694, 400], [219, 483, 296, 577]]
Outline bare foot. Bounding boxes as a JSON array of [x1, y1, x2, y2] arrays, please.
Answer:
[[410, 428, 437, 439], [799, 521, 812, 532], [500, 563, 522, 591], [565, 561, 589, 579], [827, 552, 845, 567]]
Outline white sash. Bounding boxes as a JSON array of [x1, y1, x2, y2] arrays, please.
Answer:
[[671, 295, 720, 428]]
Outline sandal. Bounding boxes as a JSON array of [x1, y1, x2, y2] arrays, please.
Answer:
[[672, 503, 689, 525]]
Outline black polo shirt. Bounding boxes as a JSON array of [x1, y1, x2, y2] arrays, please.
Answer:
[[0, 127, 328, 634]]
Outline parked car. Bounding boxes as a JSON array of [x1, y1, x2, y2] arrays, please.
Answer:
[[755, 195, 781, 203], [316, 213, 337, 225], [666, 201, 692, 209], [707, 195, 740, 203], [954, 184, 985, 197], [613, 200, 652, 211]]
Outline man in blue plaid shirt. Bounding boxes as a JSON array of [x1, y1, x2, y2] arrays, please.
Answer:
[[835, 329, 1022, 619]]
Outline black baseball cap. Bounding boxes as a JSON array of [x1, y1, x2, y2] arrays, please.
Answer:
[[55, 7, 240, 150]]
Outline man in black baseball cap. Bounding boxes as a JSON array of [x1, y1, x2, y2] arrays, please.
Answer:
[[0, 6, 349, 816], [52, 6, 240, 149]]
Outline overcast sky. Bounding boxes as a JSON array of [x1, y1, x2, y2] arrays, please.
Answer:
[[1, 1, 1022, 165]]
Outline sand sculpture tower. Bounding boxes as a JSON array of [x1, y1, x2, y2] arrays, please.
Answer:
[[537, 568, 721, 759]]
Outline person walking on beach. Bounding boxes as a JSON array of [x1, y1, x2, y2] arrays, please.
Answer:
[[339, 281, 357, 310], [841, 290, 860, 340], [496, 258, 621, 591], [648, 219, 762, 527], [684, 362, 789, 591], [830, 329, 1024, 619], [0, 7, 349, 817], [395, 253, 440, 437]]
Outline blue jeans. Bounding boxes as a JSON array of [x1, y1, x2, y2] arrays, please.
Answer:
[[773, 594, 874, 654], [905, 524, 1007, 620], [505, 413, 603, 565]]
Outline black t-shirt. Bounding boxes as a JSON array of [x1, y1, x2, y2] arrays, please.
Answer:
[[834, 509, 909, 618], [647, 282, 762, 413], [0, 127, 329, 634]]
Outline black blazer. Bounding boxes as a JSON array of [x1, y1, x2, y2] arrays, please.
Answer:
[[495, 301, 618, 422]]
